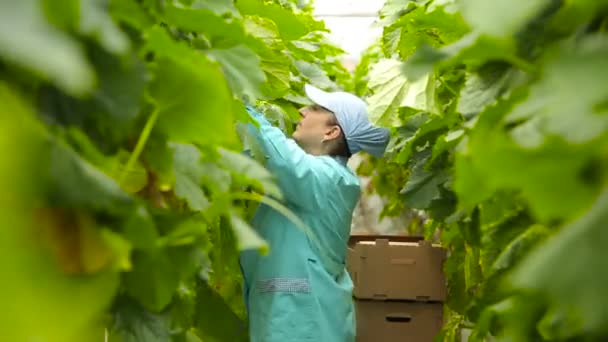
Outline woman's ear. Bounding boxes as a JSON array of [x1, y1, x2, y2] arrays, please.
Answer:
[[322, 125, 342, 142]]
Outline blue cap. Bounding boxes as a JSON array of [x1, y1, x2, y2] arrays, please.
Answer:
[[304, 84, 390, 158]]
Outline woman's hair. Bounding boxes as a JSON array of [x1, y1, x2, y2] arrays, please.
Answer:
[[326, 112, 352, 158]]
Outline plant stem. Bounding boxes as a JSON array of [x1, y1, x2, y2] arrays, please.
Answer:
[[119, 109, 160, 186], [439, 76, 458, 96], [506, 56, 537, 75]]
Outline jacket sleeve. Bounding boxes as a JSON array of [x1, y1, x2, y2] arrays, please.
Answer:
[[244, 106, 321, 211]]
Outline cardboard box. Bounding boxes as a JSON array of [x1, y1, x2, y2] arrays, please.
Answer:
[[347, 237, 447, 301], [355, 300, 444, 342]]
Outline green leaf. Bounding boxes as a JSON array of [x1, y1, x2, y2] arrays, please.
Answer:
[[294, 60, 337, 91], [235, 122, 267, 165], [42, 0, 79, 30], [430, 129, 464, 164], [171, 143, 209, 211], [157, 216, 210, 248], [218, 148, 282, 200], [109, 0, 154, 30], [454, 94, 602, 221], [123, 206, 159, 250], [47, 138, 133, 212], [79, 0, 131, 55], [464, 244, 483, 291], [512, 187, 608, 333], [142, 136, 175, 194], [367, 59, 437, 127], [479, 191, 525, 231], [402, 33, 520, 81], [387, 4, 469, 59], [537, 307, 585, 341], [434, 312, 464, 342], [193, 281, 249, 342], [207, 45, 266, 103], [0, 85, 120, 342], [461, 0, 550, 38], [159, 3, 246, 45], [377, 0, 417, 27], [242, 15, 283, 47], [109, 297, 171, 342], [64, 127, 148, 194], [188, 0, 240, 17], [457, 63, 521, 120], [401, 151, 450, 209], [468, 298, 515, 341], [100, 228, 133, 271], [453, 150, 492, 209], [0, 0, 95, 95], [506, 35, 608, 145], [90, 49, 147, 123], [229, 211, 268, 253], [389, 110, 460, 165], [260, 60, 291, 99], [172, 331, 204, 342], [124, 250, 180, 312], [489, 224, 549, 276], [236, 0, 323, 41], [146, 55, 237, 146], [232, 192, 311, 241]]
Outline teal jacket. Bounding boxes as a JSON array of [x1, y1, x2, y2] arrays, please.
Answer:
[[239, 107, 361, 342]]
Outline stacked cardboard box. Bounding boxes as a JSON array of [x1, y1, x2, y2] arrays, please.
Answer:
[[347, 236, 447, 342]]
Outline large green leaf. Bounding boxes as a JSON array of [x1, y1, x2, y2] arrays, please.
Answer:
[[377, 0, 417, 27], [90, 49, 147, 123], [187, 0, 240, 17], [401, 150, 450, 209], [0, 0, 94, 95], [489, 224, 549, 276], [367, 59, 437, 127], [241, 16, 291, 99], [42, 0, 79, 30], [229, 210, 268, 253], [146, 56, 237, 146], [0, 83, 120, 342], [109, 0, 154, 30], [385, 4, 469, 59], [464, 244, 483, 291], [124, 250, 180, 312], [47, 139, 133, 212], [236, 0, 323, 41], [512, 187, 608, 334], [79, 0, 130, 54], [207, 45, 266, 103], [64, 127, 148, 194], [109, 297, 171, 342], [218, 148, 282, 200], [260, 60, 291, 99], [402, 33, 520, 81], [506, 35, 608, 146], [159, 3, 246, 46], [171, 143, 209, 211], [122, 206, 159, 250], [461, 0, 550, 37], [455, 94, 602, 221], [294, 60, 337, 91], [389, 110, 460, 165], [457, 63, 521, 120], [193, 281, 249, 342]]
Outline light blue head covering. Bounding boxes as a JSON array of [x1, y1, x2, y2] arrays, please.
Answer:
[[304, 84, 390, 158]]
